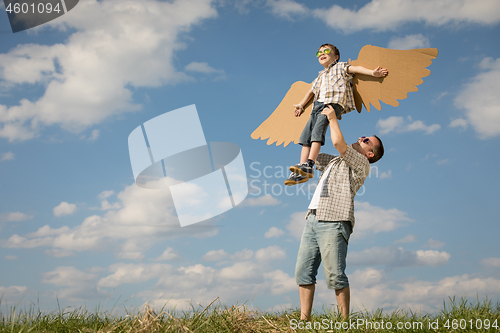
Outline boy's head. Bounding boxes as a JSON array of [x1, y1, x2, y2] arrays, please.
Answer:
[[317, 44, 340, 68]]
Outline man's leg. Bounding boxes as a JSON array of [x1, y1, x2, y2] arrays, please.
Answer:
[[295, 215, 321, 320], [335, 286, 350, 319], [299, 284, 315, 320], [316, 221, 351, 318]]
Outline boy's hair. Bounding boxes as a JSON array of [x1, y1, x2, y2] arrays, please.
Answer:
[[319, 43, 340, 60], [369, 135, 384, 164]]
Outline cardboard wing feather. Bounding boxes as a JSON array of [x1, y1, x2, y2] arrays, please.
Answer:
[[251, 45, 438, 147]]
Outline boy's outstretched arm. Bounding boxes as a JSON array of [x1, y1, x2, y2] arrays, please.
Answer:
[[348, 65, 388, 77], [321, 105, 347, 157], [294, 88, 315, 116]]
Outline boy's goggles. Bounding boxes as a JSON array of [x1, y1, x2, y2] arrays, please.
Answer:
[[316, 48, 332, 57]]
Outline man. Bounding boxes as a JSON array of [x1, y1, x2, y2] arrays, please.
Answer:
[[294, 105, 384, 319]]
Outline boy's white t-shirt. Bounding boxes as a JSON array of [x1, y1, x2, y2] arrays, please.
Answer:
[[316, 74, 328, 103], [308, 163, 334, 209]]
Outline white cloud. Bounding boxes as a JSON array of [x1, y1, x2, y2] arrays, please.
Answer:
[[98, 263, 173, 288], [343, 268, 500, 312], [202, 249, 229, 261], [88, 129, 100, 141], [231, 248, 254, 261], [42, 266, 107, 302], [481, 258, 500, 267], [0, 152, 14, 161], [185, 62, 224, 74], [394, 234, 417, 244], [0, 285, 27, 299], [311, 0, 500, 33], [240, 194, 281, 207], [263, 270, 296, 295], [454, 57, 500, 139], [415, 250, 451, 267], [91, 244, 298, 310], [184, 61, 227, 81], [43, 266, 96, 287], [377, 116, 440, 135], [266, 0, 308, 20], [265, 226, 285, 238], [1, 180, 218, 258], [286, 211, 307, 239], [255, 245, 286, 262], [5, 255, 18, 260], [348, 246, 450, 267], [424, 238, 445, 249], [353, 201, 413, 237], [0, 0, 218, 142], [154, 247, 182, 261], [449, 118, 468, 130], [0, 211, 33, 222], [53, 202, 77, 217], [97, 190, 115, 200], [379, 170, 392, 179], [388, 34, 430, 50]]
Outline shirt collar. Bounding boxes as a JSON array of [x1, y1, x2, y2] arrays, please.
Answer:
[[319, 60, 338, 74]]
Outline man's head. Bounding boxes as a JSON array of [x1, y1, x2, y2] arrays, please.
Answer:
[[317, 44, 340, 68], [352, 135, 384, 164]]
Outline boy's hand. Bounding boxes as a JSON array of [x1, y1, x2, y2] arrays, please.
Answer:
[[372, 66, 388, 78], [293, 104, 304, 117]]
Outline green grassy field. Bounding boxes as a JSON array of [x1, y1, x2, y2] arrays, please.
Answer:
[[1, 296, 499, 332]]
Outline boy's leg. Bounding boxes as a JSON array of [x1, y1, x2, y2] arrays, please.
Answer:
[[288, 144, 314, 181], [308, 141, 321, 162], [300, 145, 311, 164]]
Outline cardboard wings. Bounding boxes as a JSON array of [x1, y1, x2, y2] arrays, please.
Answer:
[[251, 45, 438, 147]]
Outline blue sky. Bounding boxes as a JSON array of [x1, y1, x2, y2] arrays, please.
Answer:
[[1, 0, 500, 314]]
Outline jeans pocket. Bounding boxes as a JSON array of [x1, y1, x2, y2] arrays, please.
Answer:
[[340, 222, 351, 244]]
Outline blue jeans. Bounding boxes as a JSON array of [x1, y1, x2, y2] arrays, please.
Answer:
[[298, 102, 344, 147], [295, 213, 351, 290]]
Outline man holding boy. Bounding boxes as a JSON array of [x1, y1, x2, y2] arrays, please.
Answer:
[[294, 103, 384, 319], [286, 44, 387, 185]]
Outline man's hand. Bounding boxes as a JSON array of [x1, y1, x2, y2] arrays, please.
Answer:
[[294, 104, 304, 117], [321, 105, 338, 121], [372, 66, 388, 78]]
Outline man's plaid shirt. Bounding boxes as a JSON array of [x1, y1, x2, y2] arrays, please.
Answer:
[[307, 145, 370, 231], [311, 61, 355, 117]]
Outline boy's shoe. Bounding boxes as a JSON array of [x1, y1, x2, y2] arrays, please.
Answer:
[[289, 162, 314, 179], [284, 173, 309, 186]]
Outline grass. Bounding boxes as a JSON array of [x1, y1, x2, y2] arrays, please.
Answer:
[[0, 296, 499, 332]]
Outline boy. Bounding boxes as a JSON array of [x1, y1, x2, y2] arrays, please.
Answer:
[[285, 44, 388, 186]]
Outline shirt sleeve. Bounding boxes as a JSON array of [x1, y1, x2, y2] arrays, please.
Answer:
[[316, 153, 336, 171], [342, 145, 370, 181], [340, 62, 354, 81]]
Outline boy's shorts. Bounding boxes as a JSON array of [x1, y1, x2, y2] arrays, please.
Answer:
[[298, 102, 344, 147], [295, 213, 351, 290]]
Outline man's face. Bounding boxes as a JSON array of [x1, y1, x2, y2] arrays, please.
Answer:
[[317, 46, 338, 68], [352, 136, 378, 159]]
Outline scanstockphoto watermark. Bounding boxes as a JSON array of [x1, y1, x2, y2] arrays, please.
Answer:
[[248, 162, 381, 199], [289, 318, 426, 331]]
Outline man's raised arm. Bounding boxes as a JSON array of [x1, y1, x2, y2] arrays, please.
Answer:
[[321, 105, 347, 157]]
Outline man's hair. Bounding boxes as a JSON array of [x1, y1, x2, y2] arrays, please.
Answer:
[[319, 43, 340, 60], [369, 135, 384, 164]]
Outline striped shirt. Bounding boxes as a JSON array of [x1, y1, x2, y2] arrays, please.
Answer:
[[306, 145, 370, 232], [311, 61, 355, 116]]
